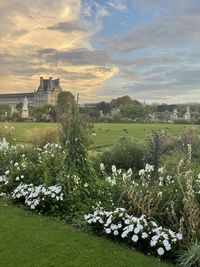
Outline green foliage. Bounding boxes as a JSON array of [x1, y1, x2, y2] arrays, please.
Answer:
[[57, 91, 75, 116], [11, 112, 22, 122], [120, 103, 148, 120], [110, 95, 133, 108], [100, 137, 145, 173], [0, 104, 11, 121], [177, 241, 200, 267], [29, 104, 56, 122], [58, 98, 99, 213], [145, 131, 166, 176]]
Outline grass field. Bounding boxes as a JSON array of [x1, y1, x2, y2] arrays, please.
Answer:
[[0, 199, 173, 267], [0, 122, 198, 149]]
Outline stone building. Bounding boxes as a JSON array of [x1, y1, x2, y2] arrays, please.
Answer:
[[0, 77, 62, 110]]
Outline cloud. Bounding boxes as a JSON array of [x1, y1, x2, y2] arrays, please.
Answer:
[[111, 16, 200, 52], [38, 48, 112, 66], [0, 0, 119, 100], [47, 21, 86, 33], [108, 0, 127, 11]]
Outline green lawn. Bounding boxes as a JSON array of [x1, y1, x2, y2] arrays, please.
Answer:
[[0, 199, 173, 267], [92, 123, 197, 148], [0, 122, 198, 149]]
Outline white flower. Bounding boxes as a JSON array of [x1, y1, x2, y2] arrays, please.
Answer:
[[150, 240, 157, 247], [105, 228, 111, 234], [84, 183, 88, 188], [15, 177, 20, 181], [158, 167, 164, 174], [157, 247, 165, 256], [142, 232, 148, 239], [176, 233, 183, 240], [112, 165, 117, 174], [139, 169, 145, 176], [125, 219, 130, 225], [100, 163, 105, 171], [117, 223, 122, 229], [5, 170, 10, 175], [132, 235, 138, 242], [134, 227, 140, 234], [111, 224, 117, 230], [113, 230, 119, 236], [165, 244, 171, 251]]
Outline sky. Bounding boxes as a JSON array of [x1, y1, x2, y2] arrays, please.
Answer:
[[1, 0, 200, 103]]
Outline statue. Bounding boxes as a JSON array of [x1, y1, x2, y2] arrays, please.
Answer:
[[184, 106, 191, 121], [22, 97, 29, 118]]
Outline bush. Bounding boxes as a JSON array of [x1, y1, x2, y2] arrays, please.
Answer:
[[25, 126, 59, 147], [100, 137, 145, 173], [145, 131, 166, 177]]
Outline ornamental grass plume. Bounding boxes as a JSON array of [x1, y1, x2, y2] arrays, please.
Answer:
[[177, 241, 200, 267]]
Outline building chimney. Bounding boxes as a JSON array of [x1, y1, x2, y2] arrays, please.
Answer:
[[49, 77, 53, 90], [40, 77, 43, 89]]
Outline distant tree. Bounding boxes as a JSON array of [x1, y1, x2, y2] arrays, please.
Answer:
[[110, 95, 133, 108], [29, 104, 55, 121], [120, 103, 148, 120], [95, 101, 111, 115], [0, 104, 11, 120], [156, 104, 176, 112], [15, 103, 23, 112]]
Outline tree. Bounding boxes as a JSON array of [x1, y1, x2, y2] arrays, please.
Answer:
[[0, 104, 11, 120], [15, 103, 23, 112], [110, 95, 133, 108], [120, 103, 148, 120], [95, 101, 111, 115], [29, 104, 55, 121]]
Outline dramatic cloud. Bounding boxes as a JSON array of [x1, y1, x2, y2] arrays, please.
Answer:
[[0, 0, 200, 103]]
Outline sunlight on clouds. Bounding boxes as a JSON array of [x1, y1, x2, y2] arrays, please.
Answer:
[[0, 0, 119, 101]]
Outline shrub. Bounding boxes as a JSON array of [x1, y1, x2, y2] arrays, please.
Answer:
[[100, 137, 145, 173], [145, 131, 166, 177]]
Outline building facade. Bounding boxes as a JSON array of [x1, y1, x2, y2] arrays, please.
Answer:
[[0, 77, 62, 109]]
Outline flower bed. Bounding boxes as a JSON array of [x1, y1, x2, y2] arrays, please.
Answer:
[[85, 205, 183, 257]]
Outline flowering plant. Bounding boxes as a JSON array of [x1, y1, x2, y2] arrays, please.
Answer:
[[85, 205, 183, 258], [12, 183, 64, 214]]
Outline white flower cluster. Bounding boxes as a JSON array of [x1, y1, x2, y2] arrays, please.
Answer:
[[35, 143, 63, 163], [0, 138, 9, 151], [104, 165, 132, 187], [85, 206, 183, 257], [0, 138, 24, 153], [0, 175, 8, 197], [12, 183, 64, 210], [139, 164, 154, 177]]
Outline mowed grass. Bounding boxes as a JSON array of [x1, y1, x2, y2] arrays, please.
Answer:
[[0, 122, 198, 149], [92, 123, 198, 148], [0, 200, 173, 267]]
